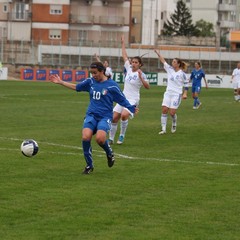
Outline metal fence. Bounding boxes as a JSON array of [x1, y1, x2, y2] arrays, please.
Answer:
[[0, 39, 239, 75]]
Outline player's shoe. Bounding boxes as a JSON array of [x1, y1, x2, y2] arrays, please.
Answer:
[[117, 135, 124, 144], [108, 139, 114, 145], [158, 130, 166, 135], [171, 125, 177, 133], [107, 152, 115, 168], [82, 166, 94, 174], [196, 102, 202, 109], [193, 106, 197, 109]]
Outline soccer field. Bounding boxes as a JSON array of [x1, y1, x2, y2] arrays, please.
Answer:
[[0, 80, 240, 240]]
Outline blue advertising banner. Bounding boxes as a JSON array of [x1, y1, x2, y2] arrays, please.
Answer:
[[62, 70, 73, 82], [75, 70, 87, 82], [36, 69, 47, 81], [22, 69, 34, 80]]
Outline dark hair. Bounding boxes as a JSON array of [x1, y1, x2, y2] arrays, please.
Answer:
[[90, 62, 106, 72], [132, 56, 144, 67], [195, 61, 201, 67]]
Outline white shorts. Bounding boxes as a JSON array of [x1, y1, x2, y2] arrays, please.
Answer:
[[162, 91, 182, 109], [233, 80, 240, 89], [113, 98, 139, 114]]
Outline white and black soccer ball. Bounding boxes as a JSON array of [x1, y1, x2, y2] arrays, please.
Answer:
[[21, 139, 39, 157]]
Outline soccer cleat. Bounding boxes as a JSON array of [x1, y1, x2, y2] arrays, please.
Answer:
[[158, 130, 166, 135], [107, 152, 115, 168], [196, 102, 202, 109], [82, 166, 94, 174], [171, 125, 177, 133], [108, 139, 114, 145], [193, 106, 197, 110], [117, 135, 124, 144]]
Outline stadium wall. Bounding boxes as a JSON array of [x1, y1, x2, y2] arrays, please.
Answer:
[[18, 67, 233, 89]]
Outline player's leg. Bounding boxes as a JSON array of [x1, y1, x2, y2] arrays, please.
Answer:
[[233, 82, 238, 101], [169, 94, 181, 133], [192, 85, 196, 108], [96, 118, 114, 167], [159, 92, 170, 134], [237, 82, 240, 101], [117, 99, 138, 144], [82, 117, 95, 174], [109, 105, 122, 144], [117, 109, 131, 144]]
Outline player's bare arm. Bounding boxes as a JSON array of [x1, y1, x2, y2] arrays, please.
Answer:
[[49, 74, 76, 90], [154, 49, 166, 65], [121, 35, 128, 62], [137, 69, 150, 89]]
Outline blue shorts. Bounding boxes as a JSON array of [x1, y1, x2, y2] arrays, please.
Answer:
[[192, 84, 201, 93], [83, 114, 112, 135]]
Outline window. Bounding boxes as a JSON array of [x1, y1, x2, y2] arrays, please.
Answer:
[[49, 29, 61, 39], [15, 3, 25, 20], [3, 4, 8, 13], [50, 5, 62, 15]]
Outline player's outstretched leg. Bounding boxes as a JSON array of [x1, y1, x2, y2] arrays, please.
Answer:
[[99, 141, 115, 167], [82, 140, 94, 174]]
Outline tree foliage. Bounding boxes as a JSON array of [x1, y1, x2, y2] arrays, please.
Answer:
[[162, 0, 196, 36], [194, 19, 215, 37]]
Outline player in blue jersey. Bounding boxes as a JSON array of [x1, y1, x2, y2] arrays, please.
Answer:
[[189, 61, 208, 109], [49, 62, 137, 174]]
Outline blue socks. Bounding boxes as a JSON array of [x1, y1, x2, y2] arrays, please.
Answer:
[[82, 140, 93, 167], [194, 97, 200, 107], [99, 141, 113, 156]]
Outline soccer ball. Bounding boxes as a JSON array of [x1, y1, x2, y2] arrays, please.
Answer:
[[21, 139, 39, 157]]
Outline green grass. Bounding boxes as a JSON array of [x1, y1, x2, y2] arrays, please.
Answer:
[[0, 80, 240, 240]]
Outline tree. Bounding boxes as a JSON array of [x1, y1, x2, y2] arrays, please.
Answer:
[[162, 0, 196, 36], [194, 19, 215, 37]]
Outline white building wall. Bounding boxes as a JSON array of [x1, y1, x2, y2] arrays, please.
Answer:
[[141, 0, 161, 45]]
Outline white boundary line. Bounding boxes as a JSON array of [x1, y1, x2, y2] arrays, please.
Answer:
[[0, 137, 239, 167]]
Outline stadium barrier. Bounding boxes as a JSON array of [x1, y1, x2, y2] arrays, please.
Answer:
[[157, 73, 233, 89], [20, 68, 158, 85], [0, 67, 8, 80], [20, 68, 232, 88]]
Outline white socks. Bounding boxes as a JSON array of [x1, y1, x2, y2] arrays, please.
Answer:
[[109, 123, 118, 141], [120, 120, 128, 136], [161, 114, 168, 132], [171, 114, 177, 127]]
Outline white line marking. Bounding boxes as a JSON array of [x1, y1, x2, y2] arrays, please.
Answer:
[[0, 137, 239, 167]]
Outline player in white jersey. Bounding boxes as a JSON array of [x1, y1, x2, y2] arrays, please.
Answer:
[[231, 62, 240, 101], [154, 49, 189, 134], [109, 35, 150, 144]]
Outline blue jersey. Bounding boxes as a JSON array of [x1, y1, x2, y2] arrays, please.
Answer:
[[190, 68, 205, 86], [76, 78, 135, 120]]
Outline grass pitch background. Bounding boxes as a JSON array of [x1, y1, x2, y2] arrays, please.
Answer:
[[0, 80, 240, 239]]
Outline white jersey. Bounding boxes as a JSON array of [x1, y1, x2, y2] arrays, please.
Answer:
[[232, 68, 240, 83], [164, 62, 188, 95], [105, 67, 113, 78], [123, 60, 148, 102]]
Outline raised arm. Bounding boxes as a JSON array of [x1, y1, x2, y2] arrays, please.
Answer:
[[94, 53, 101, 62], [49, 74, 76, 90], [121, 35, 128, 63], [154, 49, 166, 65]]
